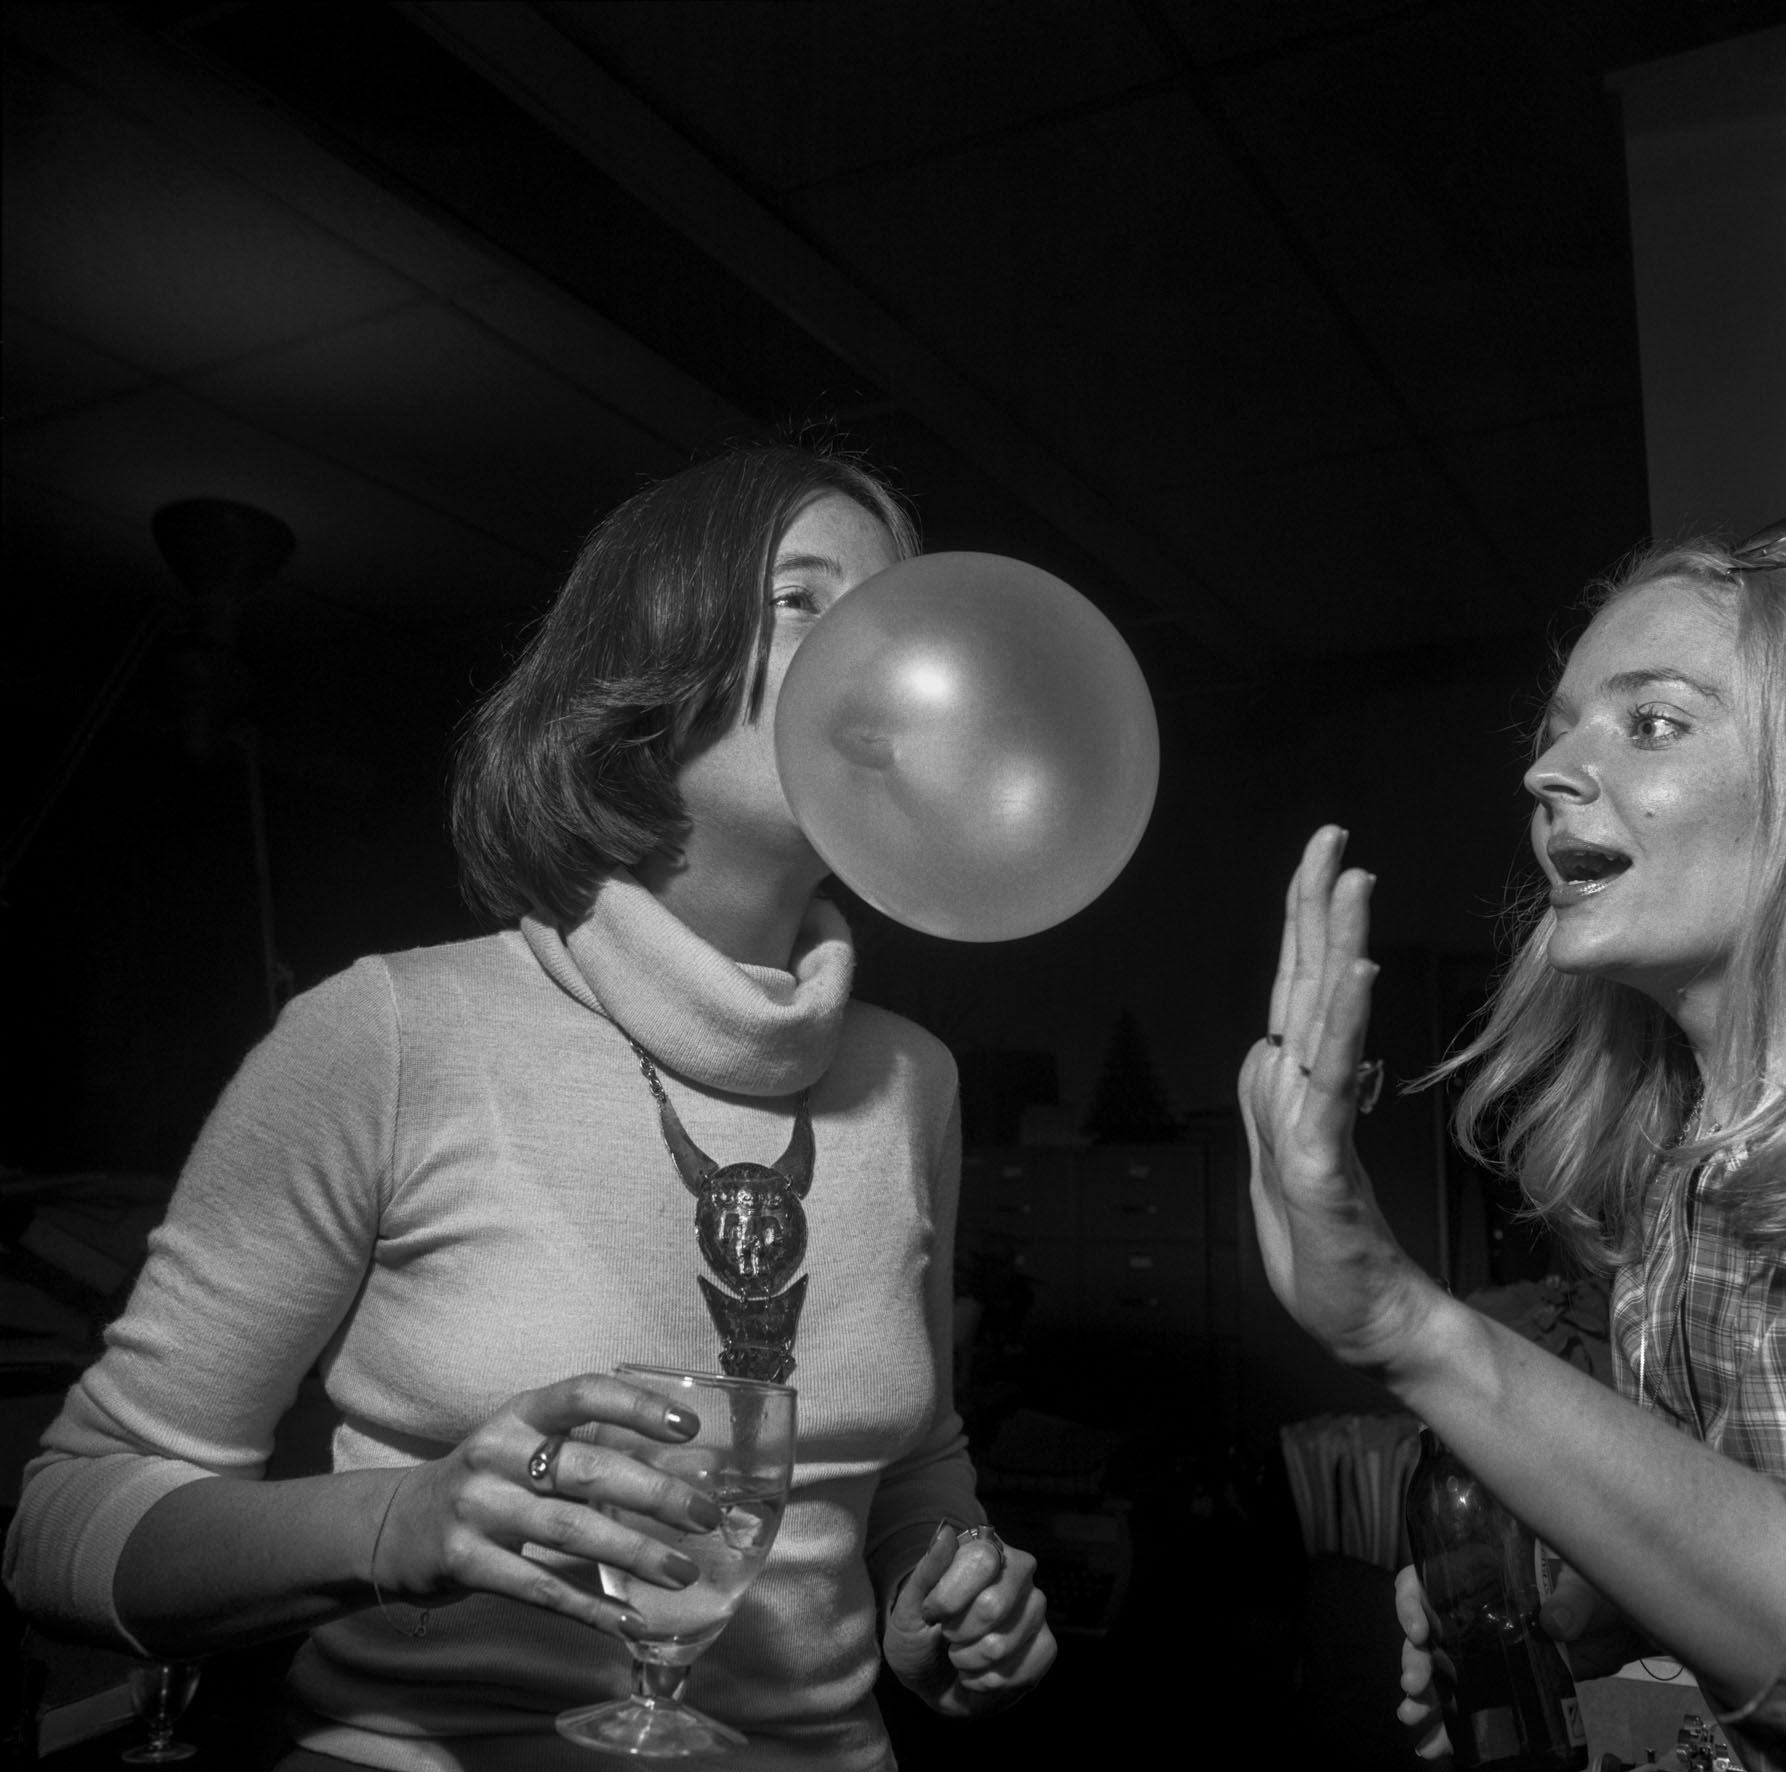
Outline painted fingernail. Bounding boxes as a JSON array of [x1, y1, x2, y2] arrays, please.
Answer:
[[664, 1553, 701, 1587], [613, 1605, 647, 1637], [687, 1496, 723, 1530], [929, 1518, 954, 1550], [664, 1407, 698, 1436]]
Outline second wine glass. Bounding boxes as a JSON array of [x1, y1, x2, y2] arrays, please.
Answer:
[[556, 1364, 796, 1758], [121, 1660, 200, 1764]]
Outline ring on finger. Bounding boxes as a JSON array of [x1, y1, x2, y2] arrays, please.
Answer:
[[956, 1523, 1006, 1581], [1293, 1057, 1385, 1112], [1355, 1058, 1385, 1115], [526, 1433, 567, 1493]]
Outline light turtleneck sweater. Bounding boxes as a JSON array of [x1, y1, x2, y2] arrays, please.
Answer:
[[6, 876, 979, 1769]]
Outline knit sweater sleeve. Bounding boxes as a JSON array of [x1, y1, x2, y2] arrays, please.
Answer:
[[862, 1084, 985, 1613], [3, 958, 398, 1649]]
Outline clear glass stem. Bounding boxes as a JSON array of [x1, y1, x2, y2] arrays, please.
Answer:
[[630, 1658, 691, 1706]]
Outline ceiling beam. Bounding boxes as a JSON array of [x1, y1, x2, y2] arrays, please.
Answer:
[[397, 0, 1266, 663], [1128, 0, 1518, 583]]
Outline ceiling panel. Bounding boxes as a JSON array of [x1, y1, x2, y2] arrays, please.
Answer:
[[4, 59, 420, 376], [1137, 444, 1512, 652], [187, 301, 680, 556], [784, 89, 1417, 522], [1435, 404, 1653, 614], [547, 0, 1165, 193], [1, 304, 148, 425], [1153, 0, 1445, 67], [449, 275, 751, 454]]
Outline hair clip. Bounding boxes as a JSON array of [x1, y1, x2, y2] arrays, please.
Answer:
[[1729, 517, 1786, 572]]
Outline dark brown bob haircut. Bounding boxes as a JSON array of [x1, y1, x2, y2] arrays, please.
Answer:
[[451, 441, 919, 927]]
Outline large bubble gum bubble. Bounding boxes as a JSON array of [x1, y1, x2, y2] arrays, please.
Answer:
[[775, 552, 1159, 941]]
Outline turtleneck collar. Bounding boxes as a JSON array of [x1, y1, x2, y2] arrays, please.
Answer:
[[519, 869, 854, 1097]]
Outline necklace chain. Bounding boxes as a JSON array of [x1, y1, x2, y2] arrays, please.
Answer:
[[627, 1039, 809, 1117], [629, 1040, 671, 1109]]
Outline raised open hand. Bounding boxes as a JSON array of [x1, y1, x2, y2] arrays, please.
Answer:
[[1239, 826, 1439, 1373]]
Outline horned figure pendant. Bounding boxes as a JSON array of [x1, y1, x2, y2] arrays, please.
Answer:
[[653, 1088, 813, 1384]]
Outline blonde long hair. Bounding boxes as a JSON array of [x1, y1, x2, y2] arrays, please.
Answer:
[[1435, 531, 1786, 1270]]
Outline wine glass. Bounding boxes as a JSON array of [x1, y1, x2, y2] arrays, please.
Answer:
[[556, 1365, 796, 1757], [121, 1660, 200, 1763]]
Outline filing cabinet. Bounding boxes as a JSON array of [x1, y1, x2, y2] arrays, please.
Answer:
[[1008, 1238, 1081, 1330], [959, 1147, 1078, 1239], [957, 1123, 1239, 1345], [1076, 1144, 1205, 1240], [1079, 1240, 1207, 1336]]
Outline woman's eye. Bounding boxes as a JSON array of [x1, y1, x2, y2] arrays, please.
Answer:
[[771, 586, 820, 614], [1631, 704, 1687, 746]]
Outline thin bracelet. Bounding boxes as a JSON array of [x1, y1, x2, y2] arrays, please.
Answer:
[[369, 1467, 430, 1639]]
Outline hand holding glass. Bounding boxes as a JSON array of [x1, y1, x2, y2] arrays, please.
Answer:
[[556, 1365, 796, 1757]]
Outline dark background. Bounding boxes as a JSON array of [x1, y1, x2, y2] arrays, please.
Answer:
[[4, 2, 1782, 1765]]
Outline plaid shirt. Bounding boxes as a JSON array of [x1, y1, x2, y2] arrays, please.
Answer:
[[1609, 1157, 1786, 1489], [1609, 1157, 1786, 1772]]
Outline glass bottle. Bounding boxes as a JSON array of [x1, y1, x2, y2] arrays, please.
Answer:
[[1403, 1428, 1589, 1771]]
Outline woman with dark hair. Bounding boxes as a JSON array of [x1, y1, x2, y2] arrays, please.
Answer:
[[1242, 529, 1786, 1769], [6, 442, 1056, 1768]]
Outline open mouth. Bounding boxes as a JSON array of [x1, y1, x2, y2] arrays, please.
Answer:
[[1548, 841, 1632, 885]]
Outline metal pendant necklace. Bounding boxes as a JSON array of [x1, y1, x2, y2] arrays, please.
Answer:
[[629, 1041, 813, 1384]]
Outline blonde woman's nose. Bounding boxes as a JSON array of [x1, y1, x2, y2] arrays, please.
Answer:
[[1523, 733, 1600, 806]]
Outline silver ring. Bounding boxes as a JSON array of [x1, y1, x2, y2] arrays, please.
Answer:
[[1356, 1059, 1385, 1115], [956, 1523, 1007, 1581], [527, 1434, 566, 1493], [1289, 1057, 1384, 1113]]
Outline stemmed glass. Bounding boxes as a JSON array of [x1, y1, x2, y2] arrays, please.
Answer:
[[121, 1660, 200, 1763], [556, 1365, 796, 1758]]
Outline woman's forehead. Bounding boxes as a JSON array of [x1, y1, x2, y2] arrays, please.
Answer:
[[775, 490, 897, 564], [1566, 576, 1737, 685]]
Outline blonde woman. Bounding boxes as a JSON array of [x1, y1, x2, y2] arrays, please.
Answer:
[[1242, 529, 1786, 1769]]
